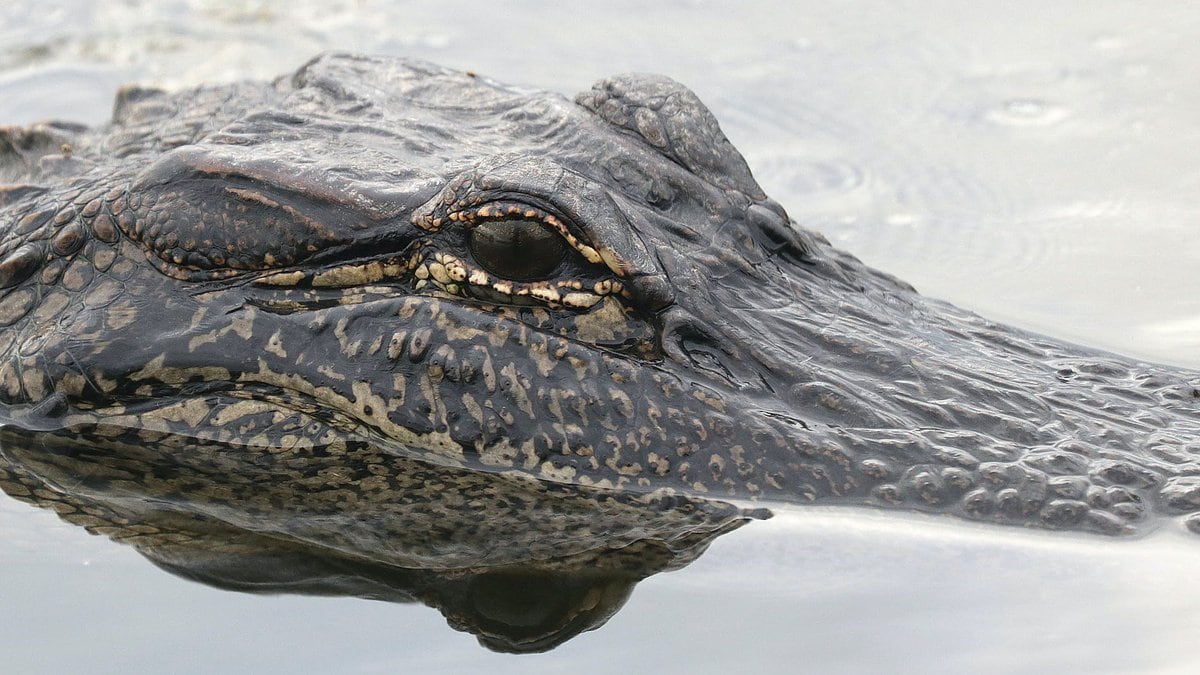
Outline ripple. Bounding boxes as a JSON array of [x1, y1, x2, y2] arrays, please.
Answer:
[[984, 98, 1070, 127], [752, 155, 866, 197], [828, 155, 1083, 298]]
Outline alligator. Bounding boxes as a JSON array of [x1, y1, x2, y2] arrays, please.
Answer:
[[1, 52, 1199, 549]]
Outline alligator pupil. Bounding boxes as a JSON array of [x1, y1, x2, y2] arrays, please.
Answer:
[[468, 219, 566, 281]]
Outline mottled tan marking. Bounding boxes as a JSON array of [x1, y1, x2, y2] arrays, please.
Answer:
[[460, 392, 485, 429], [0, 288, 36, 326], [82, 279, 121, 309], [0, 362, 22, 399], [187, 307, 256, 351], [499, 362, 534, 417], [691, 387, 727, 413], [18, 366, 48, 401], [387, 330, 408, 360], [539, 461, 577, 482], [265, 330, 287, 358], [130, 354, 233, 386], [59, 261, 93, 292], [528, 340, 559, 378], [257, 270, 305, 286], [572, 297, 628, 344], [479, 439, 519, 467], [140, 398, 212, 427], [104, 301, 139, 330], [91, 247, 116, 270], [316, 365, 347, 382], [28, 291, 69, 326]]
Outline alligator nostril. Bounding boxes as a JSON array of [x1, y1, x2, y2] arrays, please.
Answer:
[[747, 201, 811, 262], [660, 306, 710, 360]]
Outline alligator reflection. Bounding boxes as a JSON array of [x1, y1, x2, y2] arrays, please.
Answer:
[[0, 425, 762, 653]]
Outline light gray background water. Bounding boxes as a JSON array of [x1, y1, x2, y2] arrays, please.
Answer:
[[1, 2, 1198, 673]]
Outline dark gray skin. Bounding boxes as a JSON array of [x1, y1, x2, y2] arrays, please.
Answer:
[[1, 53, 1199, 542]]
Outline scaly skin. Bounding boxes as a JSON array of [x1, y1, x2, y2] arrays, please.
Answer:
[[1, 53, 1199, 546]]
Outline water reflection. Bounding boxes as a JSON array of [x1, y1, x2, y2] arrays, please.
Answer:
[[0, 425, 760, 653]]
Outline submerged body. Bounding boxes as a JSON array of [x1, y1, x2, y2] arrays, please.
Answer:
[[0, 53, 1198, 543]]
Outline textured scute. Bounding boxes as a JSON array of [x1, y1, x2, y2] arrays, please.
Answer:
[[0, 53, 1197, 544], [575, 73, 765, 199]]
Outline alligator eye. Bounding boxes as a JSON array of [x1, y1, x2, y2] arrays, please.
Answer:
[[468, 219, 567, 281]]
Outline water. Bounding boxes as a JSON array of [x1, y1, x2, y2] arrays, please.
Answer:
[[2, 2, 1198, 673]]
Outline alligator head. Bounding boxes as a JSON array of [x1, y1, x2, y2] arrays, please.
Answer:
[[1, 53, 1199, 540]]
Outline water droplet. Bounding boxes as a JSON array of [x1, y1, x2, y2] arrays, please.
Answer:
[[985, 98, 1069, 127], [1091, 34, 1125, 51], [884, 213, 919, 227]]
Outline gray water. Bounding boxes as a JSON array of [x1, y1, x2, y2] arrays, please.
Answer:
[[1, 2, 1199, 673]]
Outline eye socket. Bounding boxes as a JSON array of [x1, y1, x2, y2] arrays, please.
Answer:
[[468, 219, 567, 281]]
